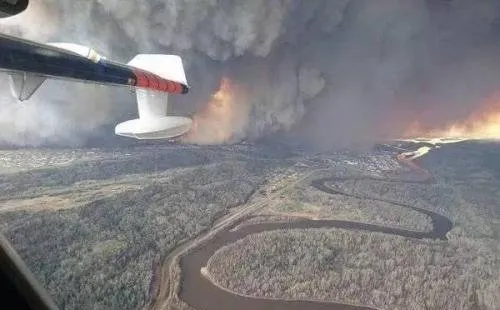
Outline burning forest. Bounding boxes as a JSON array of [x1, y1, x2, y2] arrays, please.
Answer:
[[1, 0, 500, 148], [403, 93, 500, 140], [181, 77, 249, 145]]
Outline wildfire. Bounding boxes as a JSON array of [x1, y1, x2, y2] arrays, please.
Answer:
[[181, 77, 249, 145], [403, 94, 500, 141]]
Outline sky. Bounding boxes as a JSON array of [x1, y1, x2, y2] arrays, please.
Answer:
[[1, 0, 500, 148]]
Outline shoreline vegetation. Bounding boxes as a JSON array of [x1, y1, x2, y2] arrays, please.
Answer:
[[0, 145, 289, 310], [206, 227, 497, 310], [176, 142, 499, 310], [0, 141, 498, 310]]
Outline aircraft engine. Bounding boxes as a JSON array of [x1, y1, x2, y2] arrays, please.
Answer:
[[114, 54, 192, 140]]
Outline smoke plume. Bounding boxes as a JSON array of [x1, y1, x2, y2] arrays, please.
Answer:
[[2, 0, 500, 148]]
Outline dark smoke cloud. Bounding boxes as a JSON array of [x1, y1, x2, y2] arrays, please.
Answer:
[[1, 0, 500, 148]]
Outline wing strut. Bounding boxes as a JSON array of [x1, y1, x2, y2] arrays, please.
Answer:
[[9, 73, 46, 101]]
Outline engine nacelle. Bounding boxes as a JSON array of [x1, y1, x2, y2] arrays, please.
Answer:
[[115, 89, 192, 140], [115, 116, 192, 140], [115, 54, 191, 140]]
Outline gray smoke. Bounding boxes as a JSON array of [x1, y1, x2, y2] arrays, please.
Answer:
[[1, 0, 500, 147]]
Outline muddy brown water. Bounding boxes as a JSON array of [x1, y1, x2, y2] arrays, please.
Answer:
[[179, 176, 453, 310]]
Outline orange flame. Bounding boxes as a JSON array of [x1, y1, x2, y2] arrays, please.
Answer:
[[403, 94, 500, 140], [181, 77, 249, 145]]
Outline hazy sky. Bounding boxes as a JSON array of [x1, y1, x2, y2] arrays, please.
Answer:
[[1, 0, 500, 148]]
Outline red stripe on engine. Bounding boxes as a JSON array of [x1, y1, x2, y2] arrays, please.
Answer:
[[165, 81, 173, 93], [148, 74, 160, 90], [173, 82, 181, 94], [134, 70, 149, 88], [158, 80, 168, 91], [134, 69, 187, 94]]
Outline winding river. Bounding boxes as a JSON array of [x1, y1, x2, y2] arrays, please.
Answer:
[[178, 159, 453, 310]]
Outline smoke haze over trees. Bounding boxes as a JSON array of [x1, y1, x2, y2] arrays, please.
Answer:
[[1, 0, 500, 147]]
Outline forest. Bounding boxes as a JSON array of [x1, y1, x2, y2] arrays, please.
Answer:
[[207, 228, 499, 310], [0, 145, 290, 310], [204, 142, 500, 310]]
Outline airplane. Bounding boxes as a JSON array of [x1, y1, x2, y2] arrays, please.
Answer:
[[0, 2, 190, 308], [0, 20, 193, 140]]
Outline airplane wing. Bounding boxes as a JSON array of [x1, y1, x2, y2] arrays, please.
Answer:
[[0, 34, 190, 98], [0, 33, 192, 140]]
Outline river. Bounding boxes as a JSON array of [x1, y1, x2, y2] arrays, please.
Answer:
[[178, 171, 453, 310]]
